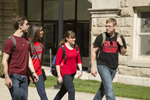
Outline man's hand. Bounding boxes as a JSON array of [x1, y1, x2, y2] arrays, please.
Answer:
[[91, 67, 97, 77], [58, 76, 63, 83], [32, 73, 39, 83], [117, 37, 123, 46], [5, 77, 12, 88]]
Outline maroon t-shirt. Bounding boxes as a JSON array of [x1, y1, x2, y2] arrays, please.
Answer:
[[4, 35, 29, 76]]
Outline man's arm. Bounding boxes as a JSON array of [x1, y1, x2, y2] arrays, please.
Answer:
[[119, 46, 127, 55], [117, 37, 127, 55], [28, 52, 39, 83], [91, 45, 99, 77], [2, 53, 12, 88]]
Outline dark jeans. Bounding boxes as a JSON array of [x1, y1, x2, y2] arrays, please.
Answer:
[[54, 73, 75, 100], [28, 74, 48, 100], [94, 65, 116, 100], [9, 74, 28, 100]]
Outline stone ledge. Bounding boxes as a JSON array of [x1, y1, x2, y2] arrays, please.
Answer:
[[117, 74, 150, 87], [88, 73, 150, 87], [42, 66, 150, 87]]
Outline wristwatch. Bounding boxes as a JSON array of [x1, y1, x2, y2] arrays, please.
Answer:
[[32, 71, 36, 74], [120, 45, 124, 47], [79, 70, 83, 73]]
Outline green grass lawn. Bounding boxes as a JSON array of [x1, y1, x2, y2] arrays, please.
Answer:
[[29, 76, 150, 100]]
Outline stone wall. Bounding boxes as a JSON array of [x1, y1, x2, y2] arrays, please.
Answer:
[[0, 0, 25, 51], [118, 0, 150, 78], [88, 0, 150, 79]]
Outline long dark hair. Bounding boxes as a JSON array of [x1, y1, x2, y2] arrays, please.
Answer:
[[59, 30, 76, 46], [29, 24, 44, 53]]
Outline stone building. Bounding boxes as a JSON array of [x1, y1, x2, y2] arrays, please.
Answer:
[[0, 0, 150, 86], [88, 0, 150, 86]]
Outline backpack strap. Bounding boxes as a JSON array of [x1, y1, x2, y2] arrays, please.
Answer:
[[116, 32, 121, 38], [8, 35, 16, 63], [61, 44, 78, 65], [96, 32, 106, 59], [8, 35, 16, 51], [61, 45, 67, 64], [101, 32, 106, 48], [75, 44, 78, 56], [101, 32, 120, 47]]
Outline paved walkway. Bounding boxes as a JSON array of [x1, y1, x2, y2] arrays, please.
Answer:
[[0, 66, 140, 100]]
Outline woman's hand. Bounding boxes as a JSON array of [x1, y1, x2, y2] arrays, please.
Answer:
[[29, 76, 35, 84], [32, 73, 39, 83], [77, 70, 83, 78], [58, 76, 63, 83]]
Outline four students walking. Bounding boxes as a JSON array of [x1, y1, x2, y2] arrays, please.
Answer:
[[1, 15, 127, 100]]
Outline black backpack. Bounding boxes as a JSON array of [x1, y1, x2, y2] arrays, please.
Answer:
[[51, 44, 78, 77]]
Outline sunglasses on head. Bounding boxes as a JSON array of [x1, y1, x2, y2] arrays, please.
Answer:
[[110, 37, 113, 45]]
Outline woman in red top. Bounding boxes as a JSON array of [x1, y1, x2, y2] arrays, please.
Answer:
[[54, 31, 82, 100], [28, 24, 48, 100]]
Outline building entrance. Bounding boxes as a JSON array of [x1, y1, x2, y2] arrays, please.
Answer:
[[26, 0, 91, 67]]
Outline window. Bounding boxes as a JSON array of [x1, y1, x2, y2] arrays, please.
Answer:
[[139, 12, 150, 56], [27, 0, 41, 21], [77, 0, 91, 20], [26, 0, 91, 65], [44, 0, 59, 20], [128, 7, 150, 67]]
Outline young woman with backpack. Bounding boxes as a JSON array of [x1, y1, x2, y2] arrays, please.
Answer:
[[54, 31, 83, 100]]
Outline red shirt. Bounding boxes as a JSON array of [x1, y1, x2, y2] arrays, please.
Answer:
[[56, 44, 82, 78], [29, 38, 44, 76], [4, 35, 29, 76]]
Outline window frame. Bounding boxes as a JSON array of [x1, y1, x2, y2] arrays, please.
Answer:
[[128, 7, 150, 67]]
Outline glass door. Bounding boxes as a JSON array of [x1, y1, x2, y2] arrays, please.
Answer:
[[42, 23, 58, 65], [63, 22, 75, 34]]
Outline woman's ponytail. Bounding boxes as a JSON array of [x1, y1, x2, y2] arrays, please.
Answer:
[[59, 38, 66, 46]]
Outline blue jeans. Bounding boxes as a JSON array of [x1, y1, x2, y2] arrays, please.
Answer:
[[9, 74, 28, 100], [94, 65, 116, 100], [28, 74, 48, 100], [54, 73, 75, 100]]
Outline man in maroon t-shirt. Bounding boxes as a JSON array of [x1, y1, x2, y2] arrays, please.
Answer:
[[2, 15, 39, 100]]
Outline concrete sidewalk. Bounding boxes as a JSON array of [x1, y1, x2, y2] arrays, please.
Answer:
[[0, 66, 140, 100]]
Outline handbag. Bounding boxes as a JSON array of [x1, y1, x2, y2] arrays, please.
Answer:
[[42, 68, 47, 81], [35, 51, 47, 81]]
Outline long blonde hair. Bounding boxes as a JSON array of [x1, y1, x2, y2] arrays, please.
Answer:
[[59, 31, 76, 46]]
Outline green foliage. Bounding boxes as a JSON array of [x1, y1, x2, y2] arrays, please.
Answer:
[[0, 53, 4, 76], [29, 76, 150, 100]]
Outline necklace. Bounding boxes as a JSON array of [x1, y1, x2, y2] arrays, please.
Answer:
[[65, 43, 74, 50]]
